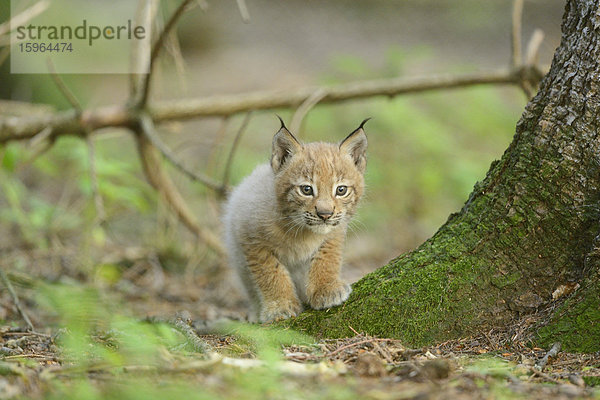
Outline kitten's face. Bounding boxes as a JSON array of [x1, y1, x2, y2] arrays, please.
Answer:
[[271, 121, 368, 235]]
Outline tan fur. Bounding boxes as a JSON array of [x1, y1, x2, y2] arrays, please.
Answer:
[[223, 120, 368, 322]]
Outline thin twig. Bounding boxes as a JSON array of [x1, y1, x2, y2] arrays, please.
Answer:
[[87, 136, 106, 223], [24, 139, 53, 164], [47, 59, 105, 220], [0, 268, 34, 331], [28, 126, 53, 149], [130, 0, 157, 96], [46, 59, 82, 113], [206, 116, 231, 175], [138, 113, 225, 193], [164, 30, 187, 88], [235, 0, 251, 23], [327, 338, 392, 358], [172, 317, 212, 353], [137, 0, 195, 107], [511, 0, 524, 67], [528, 367, 562, 384], [536, 342, 561, 371], [525, 29, 545, 66], [289, 88, 327, 136], [196, 0, 209, 12], [222, 112, 252, 189], [0, 0, 50, 37], [135, 129, 226, 255]]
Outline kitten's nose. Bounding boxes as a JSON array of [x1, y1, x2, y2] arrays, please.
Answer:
[[316, 208, 333, 221]]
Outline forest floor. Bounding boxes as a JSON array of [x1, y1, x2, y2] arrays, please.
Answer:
[[0, 248, 599, 399]]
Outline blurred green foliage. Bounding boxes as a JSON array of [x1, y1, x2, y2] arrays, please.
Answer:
[[35, 284, 336, 400]]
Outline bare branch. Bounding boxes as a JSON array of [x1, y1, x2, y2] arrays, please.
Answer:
[[535, 342, 561, 371], [1, 67, 545, 144], [525, 29, 545, 66], [196, 0, 209, 12], [206, 116, 231, 175], [47, 59, 82, 113], [136, 132, 225, 255], [138, 113, 225, 193], [0, 0, 50, 38], [0, 100, 54, 117], [518, 81, 533, 99], [150, 68, 526, 121], [235, 0, 251, 23], [173, 317, 211, 353], [136, 0, 195, 108], [24, 139, 53, 164], [289, 88, 327, 136], [165, 30, 187, 85], [25, 126, 53, 164], [222, 112, 252, 189], [130, 0, 158, 96], [28, 126, 53, 148], [87, 136, 106, 223], [511, 0, 524, 67]]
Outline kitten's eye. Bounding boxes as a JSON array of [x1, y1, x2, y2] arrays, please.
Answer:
[[300, 185, 314, 196], [336, 185, 348, 196]]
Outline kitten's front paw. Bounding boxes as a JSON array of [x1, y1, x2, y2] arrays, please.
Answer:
[[259, 298, 303, 323], [308, 281, 352, 310]]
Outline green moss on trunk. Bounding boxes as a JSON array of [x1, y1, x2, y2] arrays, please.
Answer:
[[536, 279, 600, 353]]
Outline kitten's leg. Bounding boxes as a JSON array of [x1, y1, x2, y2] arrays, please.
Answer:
[[307, 231, 352, 309], [243, 245, 303, 322]]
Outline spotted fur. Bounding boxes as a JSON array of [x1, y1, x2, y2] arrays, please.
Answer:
[[223, 119, 368, 322]]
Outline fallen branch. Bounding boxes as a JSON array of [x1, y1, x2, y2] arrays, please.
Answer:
[[535, 342, 561, 371], [172, 317, 212, 354], [528, 366, 562, 384], [0, 66, 544, 144]]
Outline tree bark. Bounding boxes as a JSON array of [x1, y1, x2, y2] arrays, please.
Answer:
[[290, 0, 600, 352]]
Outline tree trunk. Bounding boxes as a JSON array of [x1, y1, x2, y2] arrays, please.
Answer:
[[289, 0, 600, 352]]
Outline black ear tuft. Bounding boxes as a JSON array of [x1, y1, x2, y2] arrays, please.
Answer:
[[276, 114, 287, 130], [358, 117, 371, 130], [271, 117, 301, 172], [339, 119, 369, 173]]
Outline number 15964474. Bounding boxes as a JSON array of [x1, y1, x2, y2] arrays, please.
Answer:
[[18, 42, 73, 52]]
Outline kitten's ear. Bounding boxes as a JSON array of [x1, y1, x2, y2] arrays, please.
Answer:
[[340, 118, 369, 173], [271, 116, 301, 172]]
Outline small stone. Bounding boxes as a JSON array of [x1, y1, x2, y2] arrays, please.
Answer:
[[421, 359, 452, 380], [353, 352, 386, 377], [568, 373, 585, 387]]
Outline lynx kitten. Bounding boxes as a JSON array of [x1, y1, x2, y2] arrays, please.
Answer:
[[223, 118, 368, 322]]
